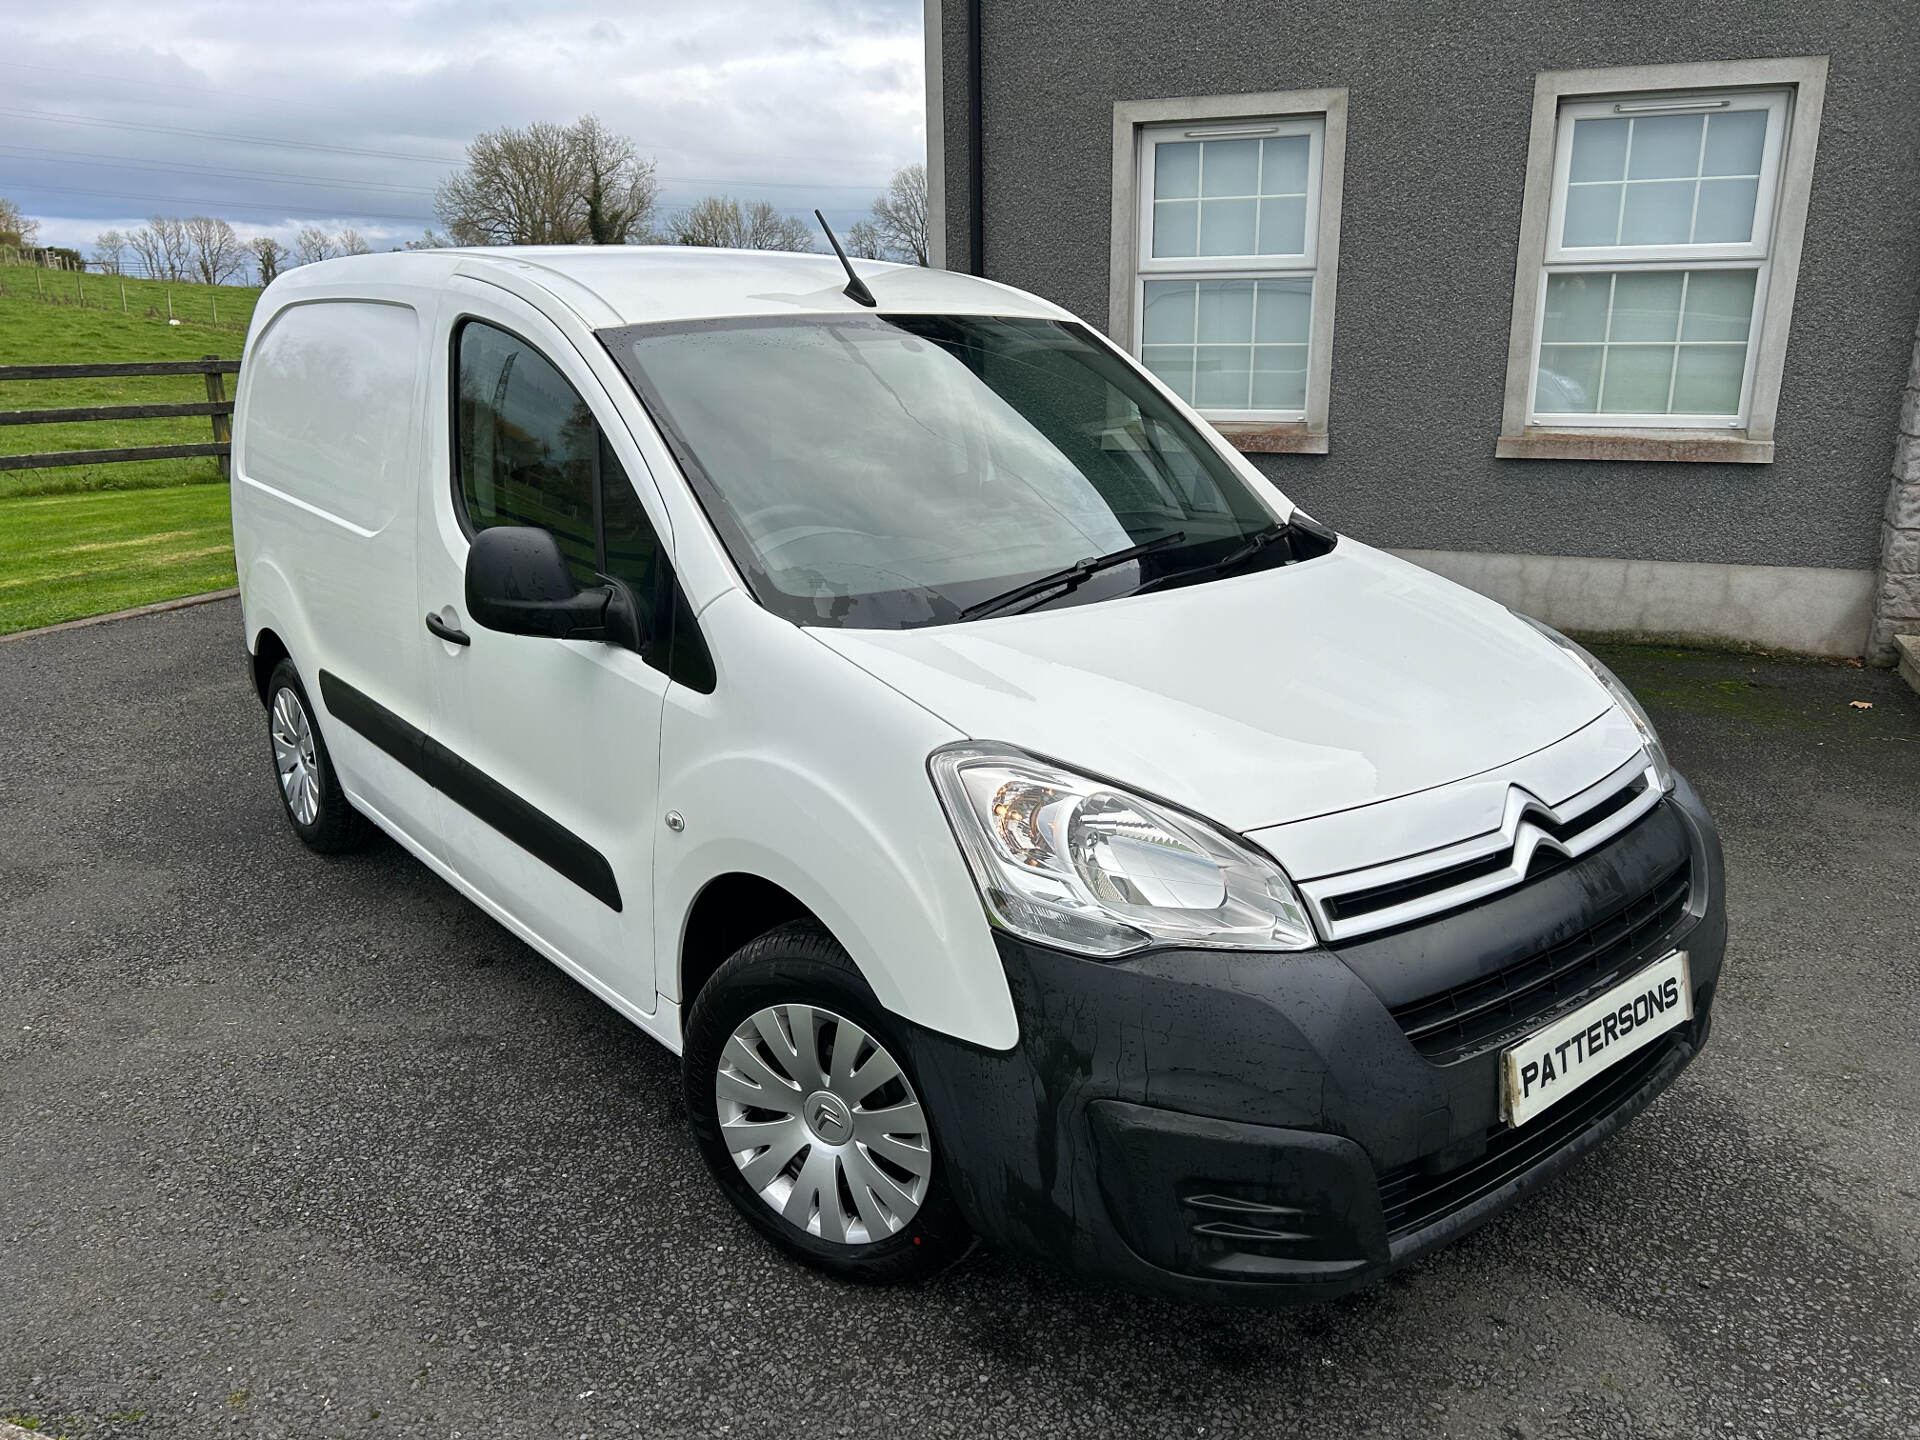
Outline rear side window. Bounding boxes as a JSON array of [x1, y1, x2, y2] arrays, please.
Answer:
[[240, 300, 419, 531]]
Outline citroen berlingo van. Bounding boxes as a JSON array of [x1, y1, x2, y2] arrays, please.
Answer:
[[230, 246, 1724, 1303]]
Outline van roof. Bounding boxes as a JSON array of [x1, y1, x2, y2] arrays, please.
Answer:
[[269, 245, 1070, 328]]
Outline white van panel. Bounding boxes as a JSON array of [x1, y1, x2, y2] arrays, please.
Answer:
[[233, 296, 439, 852], [239, 300, 418, 532]]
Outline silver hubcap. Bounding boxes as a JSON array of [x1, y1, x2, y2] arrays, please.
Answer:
[[716, 1004, 932, 1245], [270, 687, 321, 826]]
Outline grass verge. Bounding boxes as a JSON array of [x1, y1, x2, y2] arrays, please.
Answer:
[[0, 264, 254, 499], [0, 484, 235, 635]]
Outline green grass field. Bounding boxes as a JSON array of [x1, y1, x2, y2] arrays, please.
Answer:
[[0, 485, 236, 634], [0, 263, 256, 500], [0, 262, 253, 632]]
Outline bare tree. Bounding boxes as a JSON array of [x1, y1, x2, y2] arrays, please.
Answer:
[[183, 215, 245, 285], [336, 228, 372, 256], [435, 115, 657, 245], [405, 229, 456, 249], [866, 163, 929, 265], [124, 223, 164, 279], [93, 229, 127, 275], [148, 215, 191, 281], [0, 198, 40, 249], [665, 196, 813, 251], [843, 220, 888, 260], [293, 226, 338, 266], [249, 235, 288, 286], [573, 114, 659, 244]]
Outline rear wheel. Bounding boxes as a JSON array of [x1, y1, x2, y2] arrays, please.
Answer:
[[265, 659, 368, 854], [682, 921, 972, 1283]]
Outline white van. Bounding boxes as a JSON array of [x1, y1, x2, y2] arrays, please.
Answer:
[[231, 246, 1725, 1303]]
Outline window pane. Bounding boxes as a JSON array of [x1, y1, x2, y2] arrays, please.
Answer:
[[1256, 195, 1308, 255], [1195, 280, 1255, 343], [1252, 346, 1308, 410], [1599, 344, 1676, 412], [599, 437, 664, 629], [1609, 271, 1684, 341], [1679, 269, 1757, 341], [455, 320, 600, 587], [1141, 346, 1195, 402], [1201, 138, 1261, 196], [1703, 110, 1767, 176], [1198, 198, 1257, 255], [1563, 184, 1622, 246], [1626, 114, 1704, 180], [1693, 177, 1759, 243], [1261, 135, 1311, 194], [1254, 278, 1312, 343], [1152, 199, 1199, 258], [1542, 273, 1611, 342], [1619, 179, 1695, 244], [1154, 141, 1201, 200], [1569, 117, 1629, 182], [1194, 346, 1252, 408], [1672, 344, 1746, 414], [1536, 345, 1603, 412], [1142, 281, 1197, 344]]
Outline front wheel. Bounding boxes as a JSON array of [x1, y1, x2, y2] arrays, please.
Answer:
[[682, 922, 972, 1283]]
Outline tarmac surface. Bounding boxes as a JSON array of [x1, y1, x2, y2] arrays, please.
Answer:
[[3, 597, 1917, 1438]]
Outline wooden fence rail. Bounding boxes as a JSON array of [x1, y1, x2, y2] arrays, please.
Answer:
[[0, 357, 240, 474]]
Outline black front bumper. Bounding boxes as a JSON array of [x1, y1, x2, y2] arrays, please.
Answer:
[[902, 774, 1727, 1306]]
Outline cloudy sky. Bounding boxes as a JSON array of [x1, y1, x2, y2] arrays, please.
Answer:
[[2, 0, 926, 266]]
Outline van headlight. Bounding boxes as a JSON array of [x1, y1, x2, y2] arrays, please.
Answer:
[[1517, 615, 1674, 792], [929, 744, 1318, 958]]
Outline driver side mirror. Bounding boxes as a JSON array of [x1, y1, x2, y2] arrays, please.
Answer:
[[464, 526, 644, 652]]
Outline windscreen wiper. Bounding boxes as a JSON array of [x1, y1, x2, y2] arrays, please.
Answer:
[[958, 531, 1186, 622], [1128, 519, 1292, 598]]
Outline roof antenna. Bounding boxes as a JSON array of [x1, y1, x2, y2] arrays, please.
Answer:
[[815, 209, 877, 307]]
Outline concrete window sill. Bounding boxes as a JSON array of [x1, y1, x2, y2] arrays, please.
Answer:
[[1211, 421, 1331, 455], [1495, 431, 1774, 464]]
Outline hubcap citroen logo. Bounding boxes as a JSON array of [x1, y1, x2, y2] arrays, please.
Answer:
[[803, 1090, 853, 1144]]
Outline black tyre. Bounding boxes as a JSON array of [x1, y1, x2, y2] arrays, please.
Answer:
[[264, 658, 369, 854], [683, 921, 973, 1283]]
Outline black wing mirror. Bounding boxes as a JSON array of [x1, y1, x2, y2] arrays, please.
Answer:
[[464, 526, 644, 651]]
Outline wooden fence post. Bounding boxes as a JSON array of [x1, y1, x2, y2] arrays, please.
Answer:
[[210, 293, 218, 326], [120, 280, 128, 312], [166, 289, 174, 321], [202, 356, 232, 479]]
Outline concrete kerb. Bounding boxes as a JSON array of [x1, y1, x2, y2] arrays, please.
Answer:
[[0, 588, 239, 644]]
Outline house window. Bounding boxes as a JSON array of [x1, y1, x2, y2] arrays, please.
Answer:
[[1499, 60, 1827, 462], [1111, 91, 1348, 453]]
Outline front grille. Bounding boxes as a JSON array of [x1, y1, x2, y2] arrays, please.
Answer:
[[1377, 1033, 1685, 1241], [1324, 778, 1648, 924], [1390, 859, 1691, 1063]]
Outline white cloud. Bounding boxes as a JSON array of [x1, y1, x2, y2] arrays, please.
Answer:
[[3, 0, 924, 258]]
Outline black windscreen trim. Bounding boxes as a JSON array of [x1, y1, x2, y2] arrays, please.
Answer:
[[316, 670, 622, 912]]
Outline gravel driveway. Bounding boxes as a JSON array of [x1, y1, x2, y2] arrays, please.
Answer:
[[3, 598, 1917, 1439]]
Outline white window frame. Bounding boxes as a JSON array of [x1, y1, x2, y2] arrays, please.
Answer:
[[1110, 90, 1347, 454], [1498, 58, 1827, 463]]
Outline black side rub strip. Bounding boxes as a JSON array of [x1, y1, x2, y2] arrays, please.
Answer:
[[317, 670, 622, 912]]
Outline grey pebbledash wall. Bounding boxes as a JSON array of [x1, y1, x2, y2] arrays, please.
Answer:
[[936, 0, 1920, 647], [1872, 322, 1920, 662]]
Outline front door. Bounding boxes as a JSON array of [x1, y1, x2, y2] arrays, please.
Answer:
[[416, 286, 674, 1018]]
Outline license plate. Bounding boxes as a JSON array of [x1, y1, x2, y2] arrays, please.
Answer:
[[1501, 951, 1693, 1127]]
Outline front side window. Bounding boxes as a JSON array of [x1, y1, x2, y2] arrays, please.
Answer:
[[1135, 116, 1327, 421], [453, 319, 683, 670], [1531, 89, 1789, 427], [602, 314, 1325, 631]]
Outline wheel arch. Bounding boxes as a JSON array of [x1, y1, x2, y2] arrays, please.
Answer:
[[678, 871, 817, 1010]]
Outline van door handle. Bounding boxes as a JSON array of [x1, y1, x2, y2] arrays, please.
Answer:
[[425, 612, 471, 646]]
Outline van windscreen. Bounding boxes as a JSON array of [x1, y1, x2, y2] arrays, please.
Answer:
[[600, 314, 1305, 630]]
